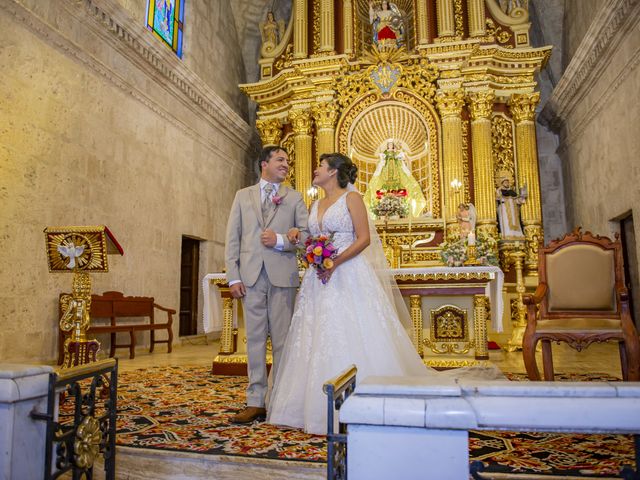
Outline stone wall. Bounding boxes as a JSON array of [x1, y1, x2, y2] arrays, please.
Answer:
[[541, 0, 640, 302], [0, 0, 256, 362], [561, 0, 607, 69]]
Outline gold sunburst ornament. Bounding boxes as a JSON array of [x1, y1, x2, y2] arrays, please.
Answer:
[[45, 226, 122, 272]]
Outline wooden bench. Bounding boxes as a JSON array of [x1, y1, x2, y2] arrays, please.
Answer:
[[57, 291, 174, 365]]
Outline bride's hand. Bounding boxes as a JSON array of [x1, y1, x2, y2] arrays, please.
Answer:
[[317, 262, 337, 284], [287, 228, 300, 244]]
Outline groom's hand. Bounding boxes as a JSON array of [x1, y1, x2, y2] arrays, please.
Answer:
[[230, 282, 246, 298], [260, 229, 277, 247]]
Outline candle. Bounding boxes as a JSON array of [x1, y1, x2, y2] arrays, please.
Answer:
[[468, 231, 476, 246]]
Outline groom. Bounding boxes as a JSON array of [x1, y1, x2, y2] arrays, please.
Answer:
[[225, 146, 308, 424]]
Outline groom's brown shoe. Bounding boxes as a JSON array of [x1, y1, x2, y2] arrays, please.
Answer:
[[231, 406, 266, 424]]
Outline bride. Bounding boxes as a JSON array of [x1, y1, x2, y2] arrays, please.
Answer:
[[267, 153, 501, 435], [267, 153, 430, 435]]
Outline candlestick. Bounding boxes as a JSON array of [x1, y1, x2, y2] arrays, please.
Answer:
[[468, 231, 476, 246]]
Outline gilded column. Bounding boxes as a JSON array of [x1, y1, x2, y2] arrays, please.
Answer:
[[436, 89, 466, 240], [468, 90, 498, 243], [416, 0, 430, 45], [473, 295, 489, 360], [293, 0, 308, 59], [436, 0, 455, 38], [312, 102, 338, 160], [510, 93, 542, 272], [343, 0, 354, 55], [467, 0, 486, 37], [319, 0, 335, 53], [289, 108, 314, 205], [220, 298, 235, 354], [256, 118, 283, 147], [410, 295, 424, 357]]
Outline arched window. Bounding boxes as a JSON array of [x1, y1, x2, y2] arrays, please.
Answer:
[[146, 0, 185, 58]]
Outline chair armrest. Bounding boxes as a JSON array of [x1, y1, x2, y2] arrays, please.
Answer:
[[153, 303, 177, 315], [616, 285, 630, 303], [523, 283, 547, 306]]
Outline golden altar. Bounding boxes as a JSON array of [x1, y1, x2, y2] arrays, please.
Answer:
[[229, 0, 552, 362], [242, 0, 551, 276], [204, 266, 503, 372]]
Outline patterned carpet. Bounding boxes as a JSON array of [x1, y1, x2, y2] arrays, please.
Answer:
[[109, 366, 634, 477]]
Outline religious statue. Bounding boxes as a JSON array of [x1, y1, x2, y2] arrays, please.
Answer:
[[259, 11, 285, 56], [498, 0, 528, 15], [364, 140, 427, 218], [457, 203, 476, 240], [369, 1, 405, 48], [496, 171, 527, 239]]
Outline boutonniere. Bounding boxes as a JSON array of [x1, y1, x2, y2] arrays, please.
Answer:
[[272, 194, 283, 206]]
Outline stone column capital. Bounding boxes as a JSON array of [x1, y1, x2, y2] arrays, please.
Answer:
[[467, 90, 496, 120], [509, 92, 540, 123], [436, 89, 465, 117], [289, 108, 313, 135]]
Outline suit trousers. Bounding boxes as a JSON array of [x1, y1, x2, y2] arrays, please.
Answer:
[[242, 266, 297, 408]]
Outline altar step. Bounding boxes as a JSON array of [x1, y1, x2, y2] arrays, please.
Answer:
[[100, 446, 325, 480], [92, 447, 615, 480]]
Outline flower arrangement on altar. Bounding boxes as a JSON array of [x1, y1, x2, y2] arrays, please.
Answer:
[[371, 190, 409, 219], [440, 235, 499, 267], [299, 234, 339, 284]]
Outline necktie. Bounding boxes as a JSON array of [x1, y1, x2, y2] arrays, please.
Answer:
[[262, 183, 274, 219]]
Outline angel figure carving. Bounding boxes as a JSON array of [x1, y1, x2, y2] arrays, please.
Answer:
[[498, 0, 528, 15], [259, 11, 285, 57]]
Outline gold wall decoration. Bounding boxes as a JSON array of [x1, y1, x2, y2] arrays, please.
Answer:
[[281, 132, 296, 188], [312, 0, 321, 55], [491, 114, 516, 185], [453, 0, 464, 37]]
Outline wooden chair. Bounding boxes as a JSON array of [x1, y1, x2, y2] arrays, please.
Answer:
[[522, 228, 640, 381]]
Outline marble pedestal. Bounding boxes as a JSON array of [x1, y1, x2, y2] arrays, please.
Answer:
[[0, 364, 53, 480]]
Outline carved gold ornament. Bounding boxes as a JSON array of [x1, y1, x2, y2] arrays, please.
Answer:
[[74, 415, 102, 469]]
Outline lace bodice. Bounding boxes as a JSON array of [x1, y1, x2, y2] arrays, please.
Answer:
[[309, 192, 355, 252]]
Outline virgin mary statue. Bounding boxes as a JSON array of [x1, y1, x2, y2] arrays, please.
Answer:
[[364, 141, 428, 218]]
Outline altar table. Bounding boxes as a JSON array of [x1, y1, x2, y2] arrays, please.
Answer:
[[203, 266, 503, 372]]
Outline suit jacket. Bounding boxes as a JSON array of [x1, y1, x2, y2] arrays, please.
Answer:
[[225, 183, 309, 288]]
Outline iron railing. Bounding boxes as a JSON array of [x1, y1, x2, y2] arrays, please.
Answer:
[[323, 365, 357, 480], [32, 358, 117, 480]]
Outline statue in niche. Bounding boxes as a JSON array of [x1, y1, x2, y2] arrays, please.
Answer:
[[369, 1, 405, 47], [364, 140, 428, 218], [498, 0, 528, 15], [457, 203, 476, 240], [495, 170, 527, 239], [259, 11, 285, 56]]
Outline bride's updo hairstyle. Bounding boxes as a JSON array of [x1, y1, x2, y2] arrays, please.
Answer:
[[321, 152, 358, 188]]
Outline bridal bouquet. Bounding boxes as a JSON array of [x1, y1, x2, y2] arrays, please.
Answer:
[[299, 234, 338, 284]]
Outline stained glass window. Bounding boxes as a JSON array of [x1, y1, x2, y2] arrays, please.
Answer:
[[146, 0, 185, 58]]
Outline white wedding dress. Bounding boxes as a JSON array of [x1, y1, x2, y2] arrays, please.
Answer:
[[267, 191, 430, 435]]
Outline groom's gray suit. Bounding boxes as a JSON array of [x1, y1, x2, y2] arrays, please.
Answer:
[[225, 182, 308, 408]]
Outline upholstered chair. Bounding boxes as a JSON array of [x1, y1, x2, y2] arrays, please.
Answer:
[[522, 228, 640, 381]]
